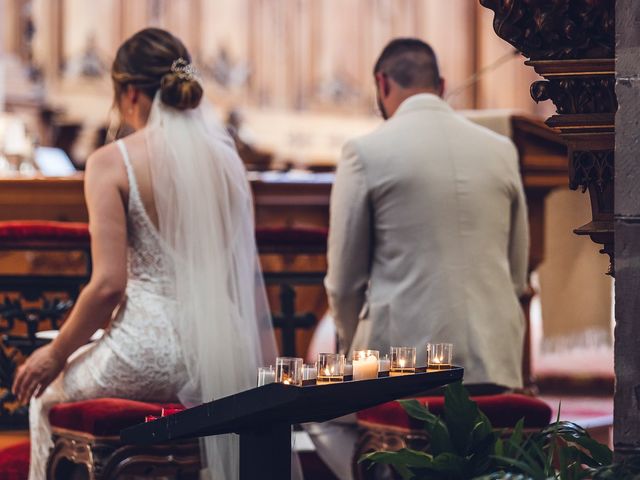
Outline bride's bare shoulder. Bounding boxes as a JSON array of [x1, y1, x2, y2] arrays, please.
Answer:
[[85, 142, 121, 173], [85, 141, 129, 184], [86, 130, 146, 171]]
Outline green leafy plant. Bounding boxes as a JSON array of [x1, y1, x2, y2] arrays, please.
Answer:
[[361, 382, 640, 480]]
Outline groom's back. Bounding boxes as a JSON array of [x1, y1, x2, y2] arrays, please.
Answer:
[[360, 97, 519, 278], [351, 94, 527, 388]]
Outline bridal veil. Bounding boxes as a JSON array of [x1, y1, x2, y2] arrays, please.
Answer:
[[144, 93, 277, 479]]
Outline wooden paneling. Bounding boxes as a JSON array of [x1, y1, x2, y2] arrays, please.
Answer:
[[0, 177, 87, 222], [3, 0, 553, 115]]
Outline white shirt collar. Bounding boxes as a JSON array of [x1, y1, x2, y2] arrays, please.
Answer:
[[393, 93, 453, 117]]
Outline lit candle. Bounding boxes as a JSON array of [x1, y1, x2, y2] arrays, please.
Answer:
[[316, 353, 345, 385], [390, 347, 417, 376], [275, 357, 303, 386], [427, 343, 453, 370], [353, 350, 379, 380]]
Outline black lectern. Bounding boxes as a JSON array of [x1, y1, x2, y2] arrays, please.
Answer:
[[121, 367, 463, 479]]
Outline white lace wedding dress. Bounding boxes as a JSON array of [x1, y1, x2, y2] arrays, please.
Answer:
[[28, 141, 188, 480]]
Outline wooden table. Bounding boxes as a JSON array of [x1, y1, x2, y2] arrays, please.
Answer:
[[121, 367, 464, 480]]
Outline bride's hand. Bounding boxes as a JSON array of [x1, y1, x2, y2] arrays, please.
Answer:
[[12, 344, 65, 404]]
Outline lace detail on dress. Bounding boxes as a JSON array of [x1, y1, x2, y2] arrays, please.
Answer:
[[28, 140, 187, 480]]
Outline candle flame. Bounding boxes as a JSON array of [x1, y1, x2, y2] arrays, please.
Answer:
[[399, 359, 406, 368]]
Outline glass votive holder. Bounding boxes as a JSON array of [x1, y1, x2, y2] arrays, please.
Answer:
[[316, 353, 345, 384], [427, 343, 453, 370], [378, 354, 391, 372], [352, 350, 379, 380], [390, 346, 417, 376], [302, 363, 317, 381], [344, 361, 353, 377], [257, 365, 276, 386], [275, 357, 303, 386]]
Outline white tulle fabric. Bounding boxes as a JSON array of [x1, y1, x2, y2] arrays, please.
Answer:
[[145, 93, 277, 480], [27, 94, 276, 480]]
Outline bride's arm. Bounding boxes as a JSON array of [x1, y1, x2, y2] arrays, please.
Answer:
[[13, 144, 128, 402], [53, 145, 128, 358]]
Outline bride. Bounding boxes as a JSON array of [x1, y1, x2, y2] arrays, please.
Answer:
[[12, 28, 276, 480]]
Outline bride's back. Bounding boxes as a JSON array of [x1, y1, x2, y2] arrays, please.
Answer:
[[119, 131, 159, 230]]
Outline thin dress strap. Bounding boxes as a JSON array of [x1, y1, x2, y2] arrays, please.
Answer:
[[116, 139, 164, 246], [116, 139, 138, 198]]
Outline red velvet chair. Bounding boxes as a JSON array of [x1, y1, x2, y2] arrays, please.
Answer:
[[353, 393, 552, 480], [0, 440, 30, 480], [46, 398, 200, 480], [0, 221, 91, 427], [0, 221, 90, 247]]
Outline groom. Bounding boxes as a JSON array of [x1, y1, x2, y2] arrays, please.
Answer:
[[310, 38, 529, 479], [326, 37, 528, 389]]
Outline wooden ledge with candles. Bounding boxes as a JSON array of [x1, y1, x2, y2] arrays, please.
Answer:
[[299, 365, 458, 386], [121, 367, 464, 480]]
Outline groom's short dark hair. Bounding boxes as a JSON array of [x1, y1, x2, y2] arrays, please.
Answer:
[[374, 38, 441, 90]]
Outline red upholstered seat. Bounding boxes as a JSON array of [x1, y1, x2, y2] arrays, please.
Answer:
[[357, 394, 552, 430], [0, 440, 30, 480], [49, 398, 184, 437], [255, 226, 328, 251], [0, 220, 90, 253], [0, 221, 90, 243]]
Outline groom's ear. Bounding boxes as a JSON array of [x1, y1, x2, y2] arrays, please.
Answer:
[[437, 77, 446, 98], [375, 72, 390, 98]]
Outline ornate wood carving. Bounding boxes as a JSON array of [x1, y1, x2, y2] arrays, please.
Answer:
[[47, 430, 201, 479], [531, 75, 616, 115], [0, 288, 79, 427], [479, 0, 616, 274], [479, 0, 614, 61], [570, 150, 614, 192]]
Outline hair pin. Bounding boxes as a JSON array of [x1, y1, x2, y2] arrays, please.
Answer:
[[170, 57, 197, 81]]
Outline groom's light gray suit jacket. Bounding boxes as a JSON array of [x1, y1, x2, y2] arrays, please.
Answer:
[[325, 93, 529, 389]]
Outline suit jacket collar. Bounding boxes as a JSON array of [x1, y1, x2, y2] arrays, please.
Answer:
[[393, 93, 453, 117]]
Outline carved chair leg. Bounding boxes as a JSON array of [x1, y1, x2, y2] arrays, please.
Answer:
[[46, 436, 96, 480], [100, 443, 201, 479], [48, 432, 200, 479], [47, 452, 92, 480], [352, 427, 422, 480]]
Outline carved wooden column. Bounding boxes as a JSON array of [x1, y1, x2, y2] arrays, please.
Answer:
[[479, 0, 616, 274]]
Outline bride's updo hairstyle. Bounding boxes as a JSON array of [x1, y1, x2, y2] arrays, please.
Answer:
[[112, 28, 203, 110]]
